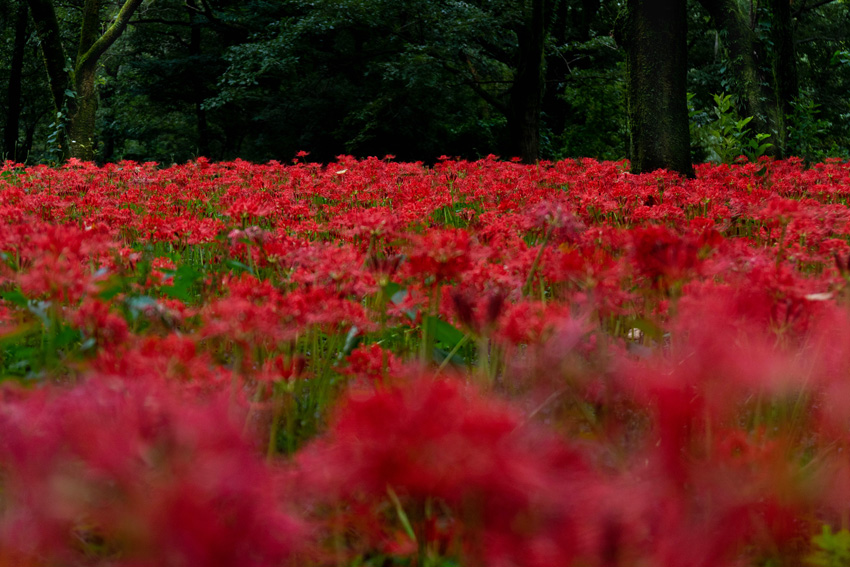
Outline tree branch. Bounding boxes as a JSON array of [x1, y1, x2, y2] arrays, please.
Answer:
[[77, 0, 102, 64], [795, 36, 842, 45], [130, 18, 193, 27], [793, 0, 838, 17], [442, 59, 510, 115], [78, 0, 146, 70], [189, 0, 249, 37]]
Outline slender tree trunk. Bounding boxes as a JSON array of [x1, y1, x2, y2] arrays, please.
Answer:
[[22, 120, 37, 159], [769, 0, 798, 156], [710, 0, 772, 134], [187, 0, 210, 157], [27, 0, 70, 158], [698, 0, 797, 157], [508, 0, 546, 164], [616, 0, 694, 176], [4, 0, 28, 162], [27, 0, 69, 114]]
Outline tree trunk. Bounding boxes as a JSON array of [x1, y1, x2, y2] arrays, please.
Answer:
[[188, 0, 211, 158], [698, 0, 797, 157], [616, 0, 694, 177], [68, 62, 98, 160], [4, 0, 28, 162], [27, 0, 69, 115], [707, 0, 772, 136], [65, 0, 101, 161], [769, 0, 798, 156], [508, 0, 546, 164], [27, 0, 145, 161]]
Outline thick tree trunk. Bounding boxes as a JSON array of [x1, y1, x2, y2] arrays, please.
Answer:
[[27, 0, 144, 161], [508, 0, 546, 164], [68, 63, 98, 160], [4, 0, 28, 162], [66, 0, 101, 161], [616, 0, 694, 177]]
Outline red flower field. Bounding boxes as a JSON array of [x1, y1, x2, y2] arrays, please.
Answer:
[[1, 155, 850, 566]]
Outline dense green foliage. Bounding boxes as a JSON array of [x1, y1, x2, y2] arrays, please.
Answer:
[[0, 0, 848, 164]]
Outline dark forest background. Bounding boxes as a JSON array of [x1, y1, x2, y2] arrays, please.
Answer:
[[1, 0, 848, 166]]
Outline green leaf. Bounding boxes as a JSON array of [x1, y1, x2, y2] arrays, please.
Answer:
[[736, 116, 753, 130], [808, 525, 850, 567], [427, 316, 465, 348], [383, 281, 403, 298], [96, 275, 125, 300], [433, 345, 466, 367], [0, 321, 36, 344], [161, 264, 204, 302], [386, 486, 417, 545], [54, 326, 81, 349], [225, 259, 255, 275], [1, 289, 28, 308]]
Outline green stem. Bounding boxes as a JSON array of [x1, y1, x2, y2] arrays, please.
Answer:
[[523, 226, 553, 297], [266, 387, 282, 461], [420, 290, 439, 364], [435, 333, 471, 375]]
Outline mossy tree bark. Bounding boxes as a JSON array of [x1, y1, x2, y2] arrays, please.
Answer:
[[4, 0, 29, 162], [27, 0, 145, 161], [769, 0, 798, 155], [698, 0, 798, 157], [616, 0, 694, 177]]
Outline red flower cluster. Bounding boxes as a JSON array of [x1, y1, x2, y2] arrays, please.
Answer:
[[0, 155, 848, 565]]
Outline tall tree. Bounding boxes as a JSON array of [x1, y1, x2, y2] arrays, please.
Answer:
[[187, 0, 211, 158], [27, 0, 145, 161], [616, 0, 694, 176], [4, 0, 28, 161], [697, 0, 799, 157], [206, 0, 558, 163], [508, 0, 547, 163], [768, 0, 798, 155]]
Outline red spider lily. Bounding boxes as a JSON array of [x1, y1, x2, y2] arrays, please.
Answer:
[[202, 294, 293, 351], [629, 225, 706, 291], [494, 300, 573, 346], [339, 343, 404, 388], [287, 242, 377, 296], [293, 375, 594, 567], [3, 156, 850, 567], [405, 228, 473, 284], [327, 207, 406, 243], [521, 200, 586, 245], [448, 287, 505, 335], [13, 223, 115, 303], [90, 334, 231, 391], [0, 379, 304, 566], [70, 298, 129, 347]]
